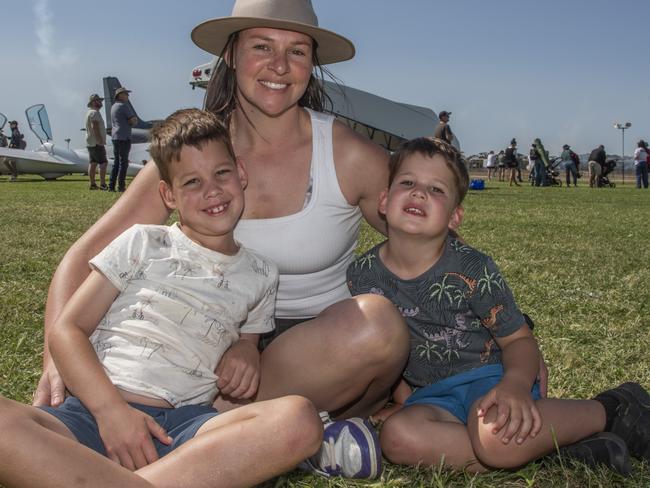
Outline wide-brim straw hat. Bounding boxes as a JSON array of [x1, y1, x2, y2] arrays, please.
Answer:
[[191, 0, 355, 65]]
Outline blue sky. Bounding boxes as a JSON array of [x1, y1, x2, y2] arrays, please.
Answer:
[[1, 0, 649, 157]]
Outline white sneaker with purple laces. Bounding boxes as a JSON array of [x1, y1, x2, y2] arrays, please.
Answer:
[[299, 412, 382, 479]]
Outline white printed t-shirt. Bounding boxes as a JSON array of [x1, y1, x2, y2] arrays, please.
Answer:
[[88, 223, 278, 407]]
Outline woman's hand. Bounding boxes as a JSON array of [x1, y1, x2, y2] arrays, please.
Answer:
[[32, 363, 66, 407]]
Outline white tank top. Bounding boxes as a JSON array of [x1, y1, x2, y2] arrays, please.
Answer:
[[234, 109, 362, 319]]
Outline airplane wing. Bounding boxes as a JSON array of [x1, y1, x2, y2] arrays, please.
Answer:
[[0, 146, 78, 176]]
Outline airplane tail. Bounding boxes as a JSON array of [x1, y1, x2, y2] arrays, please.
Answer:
[[102, 77, 157, 143]]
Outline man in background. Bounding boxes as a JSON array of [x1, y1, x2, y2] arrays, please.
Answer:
[[433, 110, 454, 145], [588, 144, 606, 188], [109, 87, 137, 192], [85, 94, 108, 190]]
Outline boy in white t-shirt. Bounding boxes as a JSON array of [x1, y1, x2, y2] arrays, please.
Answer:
[[0, 109, 322, 488]]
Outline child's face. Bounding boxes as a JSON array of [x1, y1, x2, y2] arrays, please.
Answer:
[[379, 153, 463, 239], [159, 139, 247, 254]]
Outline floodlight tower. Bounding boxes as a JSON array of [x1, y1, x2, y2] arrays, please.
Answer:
[[614, 122, 631, 184]]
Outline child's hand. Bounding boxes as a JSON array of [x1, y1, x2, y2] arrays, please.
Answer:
[[96, 403, 171, 471], [370, 402, 403, 424], [215, 338, 260, 399], [476, 381, 542, 445]]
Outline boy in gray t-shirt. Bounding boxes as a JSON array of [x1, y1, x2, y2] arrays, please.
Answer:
[[0, 109, 322, 487], [347, 137, 650, 475]]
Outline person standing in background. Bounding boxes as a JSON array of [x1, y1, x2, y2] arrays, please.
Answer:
[[6, 120, 25, 182], [561, 144, 578, 188], [633, 140, 648, 189], [504, 138, 520, 186], [485, 150, 497, 180], [85, 94, 109, 190], [588, 144, 606, 188], [433, 111, 454, 145], [109, 87, 137, 192]]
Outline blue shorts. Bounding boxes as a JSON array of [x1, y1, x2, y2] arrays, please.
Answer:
[[404, 364, 541, 424], [40, 396, 218, 457]]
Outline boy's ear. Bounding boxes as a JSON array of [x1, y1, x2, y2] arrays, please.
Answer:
[[159, 180, 177, 210], [377, 188, 389, 216], [235, 157, 248, 189], [448, 204, 464, 232]]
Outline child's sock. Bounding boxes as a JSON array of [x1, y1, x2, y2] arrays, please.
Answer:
[[593, 393, 619, 431]]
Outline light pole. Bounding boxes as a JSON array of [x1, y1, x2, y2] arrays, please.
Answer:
[[614, 122, 631, 184]]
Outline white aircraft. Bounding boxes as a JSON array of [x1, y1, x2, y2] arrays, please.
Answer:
[[189, 59, 460, 151], [0, 78, 152, 180]]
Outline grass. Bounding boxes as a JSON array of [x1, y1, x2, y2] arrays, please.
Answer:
[[1, 173, 649, 487]]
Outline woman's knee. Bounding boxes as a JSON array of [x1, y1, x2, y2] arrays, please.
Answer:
[[346, 294, 409, 359]]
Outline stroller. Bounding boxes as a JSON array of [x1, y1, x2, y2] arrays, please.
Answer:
[[598, 160, 617, 188], [545, 158, 563, 187]]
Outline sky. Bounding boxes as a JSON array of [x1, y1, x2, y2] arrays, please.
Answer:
[[1, 0, 649, 157]]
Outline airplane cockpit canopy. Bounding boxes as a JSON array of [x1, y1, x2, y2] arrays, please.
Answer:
[[25, 104, 53, 143]]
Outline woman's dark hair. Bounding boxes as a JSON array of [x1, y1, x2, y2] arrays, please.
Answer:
[[203, 32, 334, 126]]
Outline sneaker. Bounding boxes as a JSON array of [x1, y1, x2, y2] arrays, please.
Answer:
[[100, 184, 108, 191], [300, 412, 382, 479], [551, 432, 632, 477], [598, 382, 650, 462], [89, 184, 99, 190]]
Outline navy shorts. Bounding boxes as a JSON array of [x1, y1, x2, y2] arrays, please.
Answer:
[[39, 396, 218, 457], [404, 364, 541, 424]]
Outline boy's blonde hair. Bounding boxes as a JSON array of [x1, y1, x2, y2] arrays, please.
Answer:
[[388, 137, 469, 206], [149, 108, 235, 184]]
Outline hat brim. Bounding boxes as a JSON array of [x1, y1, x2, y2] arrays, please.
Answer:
[[191, 16, 355, 65]]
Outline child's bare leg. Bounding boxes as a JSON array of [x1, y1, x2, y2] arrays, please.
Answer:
[[0, 396, 154, 488], [380, 404, 487, 472], [469, 398, 606, 469], [137, 395, 322, 488]]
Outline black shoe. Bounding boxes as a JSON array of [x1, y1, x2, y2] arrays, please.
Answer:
[[550, 432, 631, 476], [597, 382, 650, 462], [89, 184, 99, 190], [108, 188, 116, 192], [100, 184, 108, 191], [118, 187, 126, 193]]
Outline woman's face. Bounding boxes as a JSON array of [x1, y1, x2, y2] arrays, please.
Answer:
[[232, 27, 314, 118]]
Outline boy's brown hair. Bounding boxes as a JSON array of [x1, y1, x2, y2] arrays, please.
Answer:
[[149, 108, 235, 184], [388, 137, 469, 205]]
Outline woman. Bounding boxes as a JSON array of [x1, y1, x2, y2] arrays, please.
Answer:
[[34, 0, 409, 423], [633, 140, 648, 189]]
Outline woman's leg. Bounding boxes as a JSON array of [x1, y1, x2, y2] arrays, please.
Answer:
[[137, 396, 322, 488], [380, 404, 486, 472], [256, 294, 410, 418]]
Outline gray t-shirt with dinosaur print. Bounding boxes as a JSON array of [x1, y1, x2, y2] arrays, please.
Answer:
[[347, 236, 525, 387]]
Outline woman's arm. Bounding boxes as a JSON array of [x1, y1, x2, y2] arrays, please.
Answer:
[[34, 162, 171, 406], [332, 120, 390, 235]]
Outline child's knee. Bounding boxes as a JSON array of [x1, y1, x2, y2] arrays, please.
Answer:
[[468, 409, 527, 468], [271, 396, 322, 456], [380, 415, 419, 464]]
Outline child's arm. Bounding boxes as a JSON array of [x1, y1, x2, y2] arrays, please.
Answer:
[[49, 270, 171, 470], [371, 378, 413, 424], [215, 333, 261, 399], [476, 325, 543, 445]]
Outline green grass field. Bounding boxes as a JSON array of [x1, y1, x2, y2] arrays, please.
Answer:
[[1, 174, 649, 487]]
